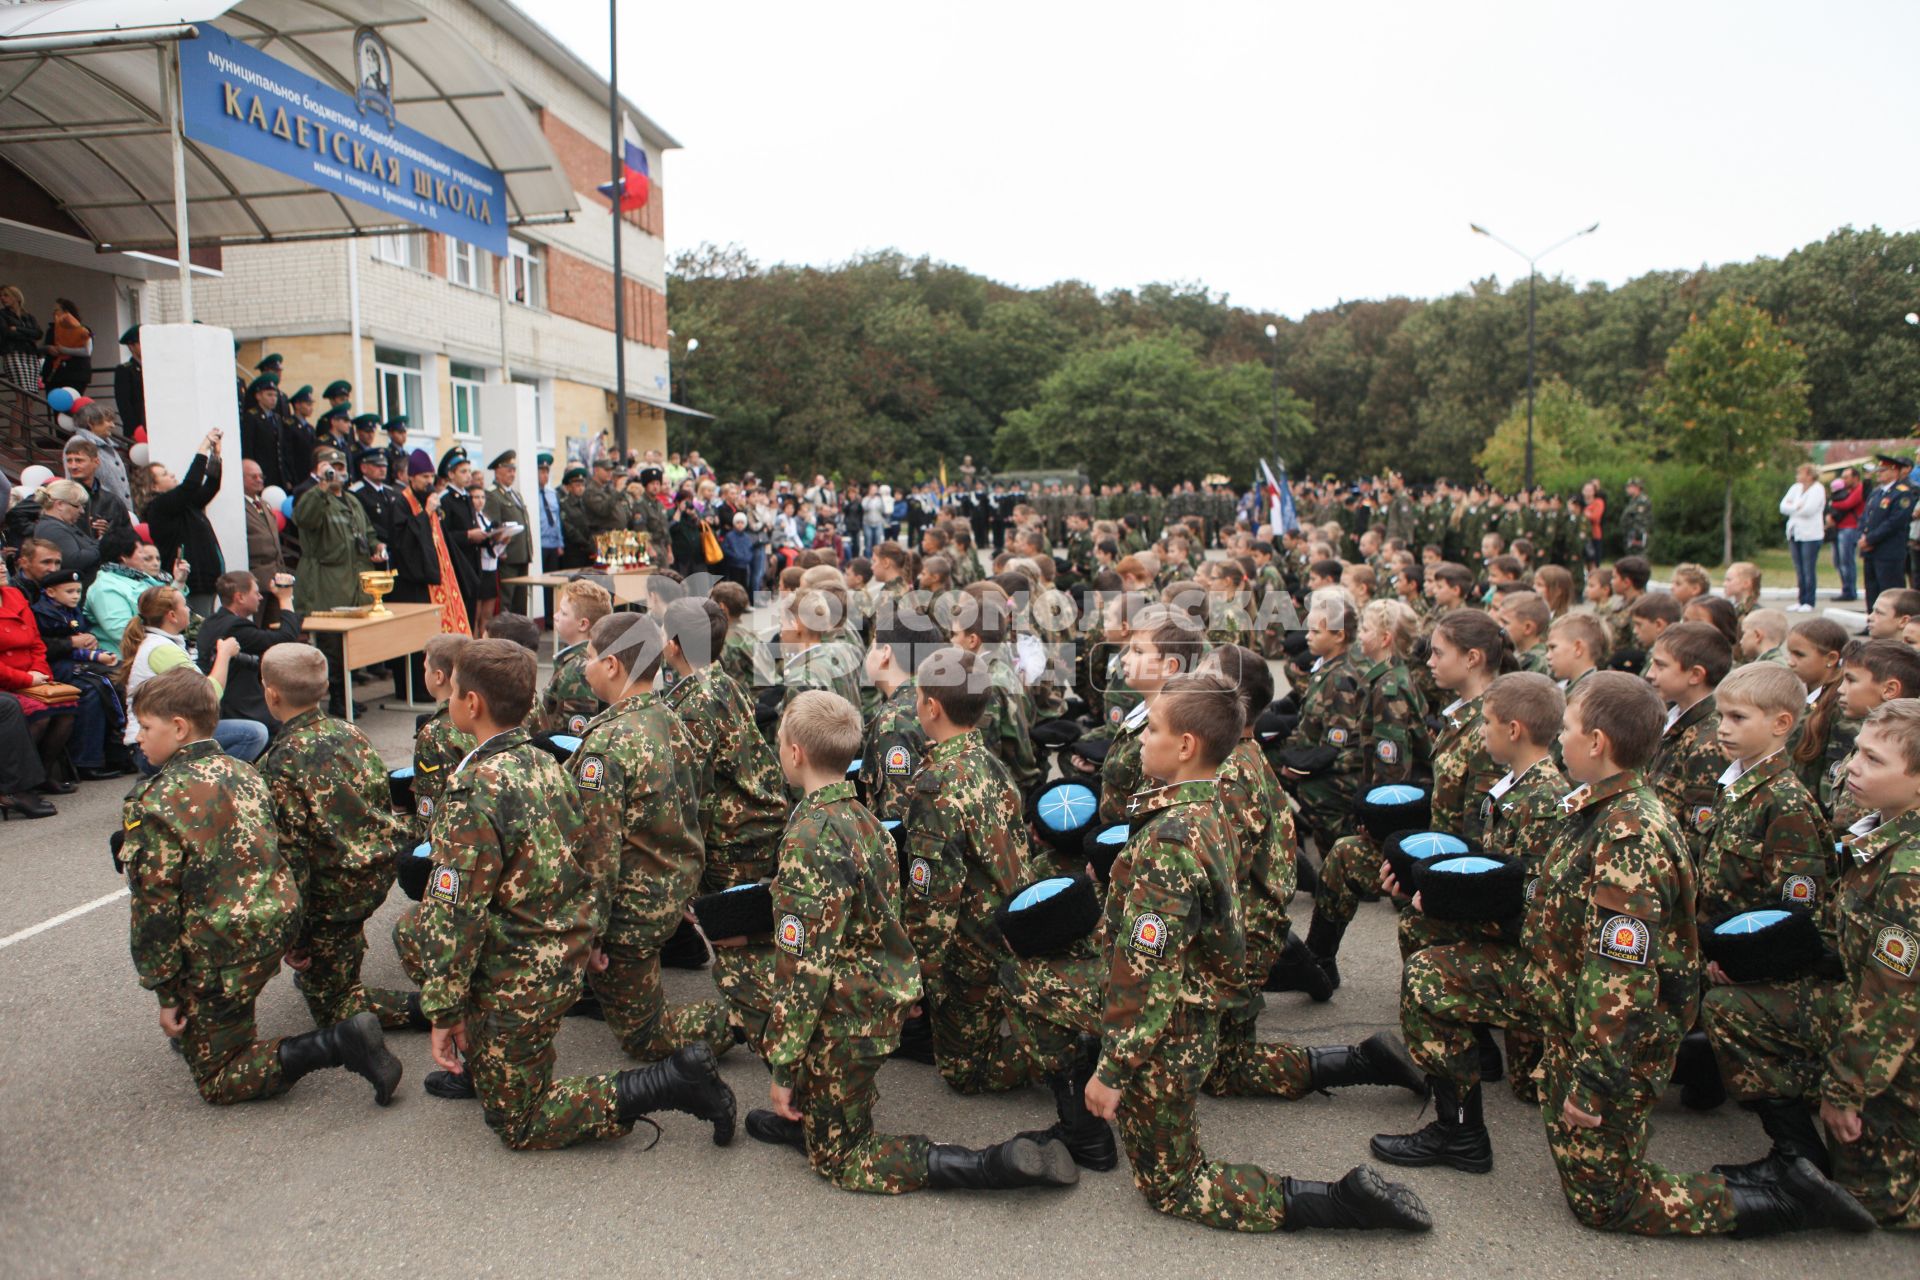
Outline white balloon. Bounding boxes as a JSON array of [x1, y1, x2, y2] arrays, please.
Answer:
[[20, 465, 53, 490], [128, 443, 150, 468], [262, 485, 287, 510]]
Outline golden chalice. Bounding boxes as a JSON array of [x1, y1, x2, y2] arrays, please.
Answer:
[[359, 570, 396, 616]]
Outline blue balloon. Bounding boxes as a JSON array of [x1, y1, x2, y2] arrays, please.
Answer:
[[47, 387, 76, 412], [1010, 877, 1076, 912], [281, 495, 295, 519], [1037, 783, 1098, 832], [1715, 909, 1794, 935], [1402, 832, 1469, 860], [1429, 856, 1504, 875], [410, 842, 432, 860], [1367, 784, 1426, 805]]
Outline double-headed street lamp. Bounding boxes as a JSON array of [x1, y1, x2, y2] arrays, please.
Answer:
[[1470, 221, 1599, 490], [1264, 322, 1281, 471]]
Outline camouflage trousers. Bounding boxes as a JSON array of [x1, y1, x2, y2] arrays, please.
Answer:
[[1401, 940, 1543, 1098], [294, 918, 417, 1031], [1704, 976, 1919, 1228], [1395, 906, 1510, 961], [998, 949, 1103, 1078], [930, 967, 1034, 1096], [1204, 941, 1313, 1099], [1119, 1013, 1291, 1231], [1537, 1051, 1736, 1235], [1313, 834, 1381, 931], [793, 1040, 933, 1194], [1292, 779, 1356, 856], [590, 936, 731, 1063], [176, 954, 289, 1105], [469, 995, 630, 1151], [713, 942, 776, 1060]]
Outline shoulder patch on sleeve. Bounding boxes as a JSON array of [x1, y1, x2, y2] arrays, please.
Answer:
[[568, 713, 589, 735], [1781, 875, 1817, 906], [1597, 914, 1650, 965], [428, 865, 463, 905], [1376, 739, 1398, 764], [1691, 805, 1715, 832], [908, 857, 931, 895], [576, 754, 606, 791], [1128, 912, 1167, 958], [776, 913, 807, 957], [1873, 925, 1916, 978], [1326, 726, 1349, 746], [885, 744, 912, 775]]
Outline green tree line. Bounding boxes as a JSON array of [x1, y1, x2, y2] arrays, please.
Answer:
[[665, 227, 1919, 494]]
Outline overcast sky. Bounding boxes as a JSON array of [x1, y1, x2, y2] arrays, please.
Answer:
[[542, 0, 1918, 319]]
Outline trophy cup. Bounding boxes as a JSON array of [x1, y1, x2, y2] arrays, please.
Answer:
[[359, 570, 396, 616]]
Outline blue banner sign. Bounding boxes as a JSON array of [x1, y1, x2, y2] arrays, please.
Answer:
[[179, 25, 509, 256]]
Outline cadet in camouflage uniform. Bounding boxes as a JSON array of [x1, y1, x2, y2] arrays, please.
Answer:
[[779, 587, 865, 720], [1645, 623, 1732, 862], [570, 613, 731, 1063], [749, 691, 1078, 1193], [1695, 706, 1834, 925], [856, 605, 941, 825], [580, 457, 632, 535], [410, 703, 475, 844], [395, 640, 735, 1150], [1373, 674, 1569, 1170], [1521, 674, 1868, 1236], [900, 648, 1035, 1094], [1620, 479, 1652, 557], [121, 667, 400, 1107], [1085, 675, 1431, 1234], [535, 580, 611, 736], [257, 647, 419, 1031], [660, 599, 791, 1053], [948, 584, 1042, 796], [1704, 703, 1920, 1228], [1276, 598, 1369, 853]]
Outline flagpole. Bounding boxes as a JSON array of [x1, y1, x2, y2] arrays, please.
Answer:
[[608, 0, 629, 458]]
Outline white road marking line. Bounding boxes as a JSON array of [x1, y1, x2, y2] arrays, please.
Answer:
[[0, 888, 130, 950]]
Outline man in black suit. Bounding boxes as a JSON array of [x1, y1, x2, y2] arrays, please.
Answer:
[[195, 569, 305, 733]]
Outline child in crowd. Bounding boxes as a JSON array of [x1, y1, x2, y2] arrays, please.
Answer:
[[1827, 638, 1920, 828], [406, 634, 475, 844], [535, 579, 611, 735], [1644, 622, 1733, 860], [1741, 607, 1791, 664], [1785, 618, 1853, 795]]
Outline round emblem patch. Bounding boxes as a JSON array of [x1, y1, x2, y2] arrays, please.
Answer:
[[1874, 925, 1915, 977], [777, 913, 806, 956], [1598, 914, 1650, 965], [885, 745, 911, 775], [909, 857, 931, 894], [417, 798, 434, 817], [1129, 912, 1166, 958], [428, 866, 461, 905], [577, 754, 606, 791], [1781, 875, 1816, 905], [568, 714, 589, 734]]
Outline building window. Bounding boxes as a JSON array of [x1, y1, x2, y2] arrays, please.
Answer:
[[450, 362, 486, 442], [508, 237, 544, 309], [448, 237, 488, 291], [513, 374, 552, 446], [375, 346, 423, 428], [370, 231, 423, 270]]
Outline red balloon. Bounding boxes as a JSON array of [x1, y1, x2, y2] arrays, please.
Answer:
[[133, 425, 148, 444], [134, 522, 150, 542], [274, 510, 286, 531]]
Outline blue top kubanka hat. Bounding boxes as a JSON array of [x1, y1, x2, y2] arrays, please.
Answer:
[[995, 874, 1101, 958], [1701, 908, 1826, 983], [1029, 779, 1100, 855]]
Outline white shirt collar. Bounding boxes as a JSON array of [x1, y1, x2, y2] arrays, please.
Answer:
[[1849, 811, 1882, 838], [1441, 696, 1467, 718], [1664, 702, 1684, 732], [1806, 686, 1823, 706], [1489, 756, 1546, 801], [1310, 655, 1324, 673], [1718, 748, 1781, 788]]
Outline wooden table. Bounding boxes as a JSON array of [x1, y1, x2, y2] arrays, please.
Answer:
[[502, 568, 654, 606], [300, 602, 442, 723]]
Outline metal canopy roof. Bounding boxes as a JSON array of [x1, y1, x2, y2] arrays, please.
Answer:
[[0, 0, 581, 253]]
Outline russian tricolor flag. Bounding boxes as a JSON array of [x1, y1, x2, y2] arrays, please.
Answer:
[[597, 140, 650, 211]]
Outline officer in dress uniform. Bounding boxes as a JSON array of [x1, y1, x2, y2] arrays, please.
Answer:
[[483, 450, 533, 616], [1860, 454, 1917, 608], [349, 446, 403, 546], [383, 416, 412, 478]]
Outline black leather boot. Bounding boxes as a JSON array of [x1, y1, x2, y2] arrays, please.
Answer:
[[1729, 1157, 1876, 1236], [925, 1136, 1079, 1190], [1474, 1025, 1504, 1083], [1673, 1028, 1727, 1111], [745, 1108, 806, 1151], [1369, 1077, 1493, 1173], [1281, 1165, 1432, 1232], [1308, 1032, 1426, 1094], [403, 994, 433, 1032], [276, 1012, 403, 1106], [1304, 915, 1345, 992], [1264, 931, 1335, 1002], [1295, 854, 1321, 897], [424, 1069, 477, 1099], [889, 1009, 935, 1064], [613, 1043, 736, 1145], [1048, 1036, 1118, 1170], [1712, 1097, 1831, 1186]]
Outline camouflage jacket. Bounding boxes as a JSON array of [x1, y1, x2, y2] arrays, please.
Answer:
[[1517, 642, 1551, 676], [257, 707, 401, 925], [1822, 743, 1869, 832], [1204, 597, 1253, 650], [663, 664, 787, 876], [780, 641, 864, 716], [1100, 649, 1142, 729], [1821, 809, 1920, 1114], [394, 730, 593, 1025], [981, 647, 1042, 791], [535, 641, 602, 737], [1697, 751, 1834, 924], [1432, 692, 1502, 845], [569, 692, 707, 946], [1216, 737, 1297, 961], [1283, 649, 1368, 792], [1359, 655, 1431, 789], [122, 740, 299, 1004], [1647, 694, 1723, 861], [720, 627, 759, 690], [1098, 698, 1149, 825], [581, 481, 631, 533], [1524, 769, 1699, 1114], [1482, 756, 1568, 878], [764, 781, 923, 1086], [1094, 780, 1246, 1088], [857, 678, 929, 825], [899, 731, 1032, 989], [410, 706, 475, 844]]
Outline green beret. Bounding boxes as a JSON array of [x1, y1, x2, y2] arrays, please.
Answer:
[[119, 324, 141, 347], [323, 380, 352, 399], [289, 384, 314, 404], [254, 353, 283, 371], [562, 466, 588, 484]]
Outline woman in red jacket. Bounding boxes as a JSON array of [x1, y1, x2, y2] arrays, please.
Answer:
[[1828, 465, 1865, 602], [0, 558, 75, 791]]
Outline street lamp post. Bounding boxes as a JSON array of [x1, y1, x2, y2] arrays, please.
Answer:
[[1470, 221, 1599, 490], [1264, 322, 1281, 470]]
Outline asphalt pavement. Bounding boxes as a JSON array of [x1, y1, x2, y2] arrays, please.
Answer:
[[1, 676, 1910, 1279]]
